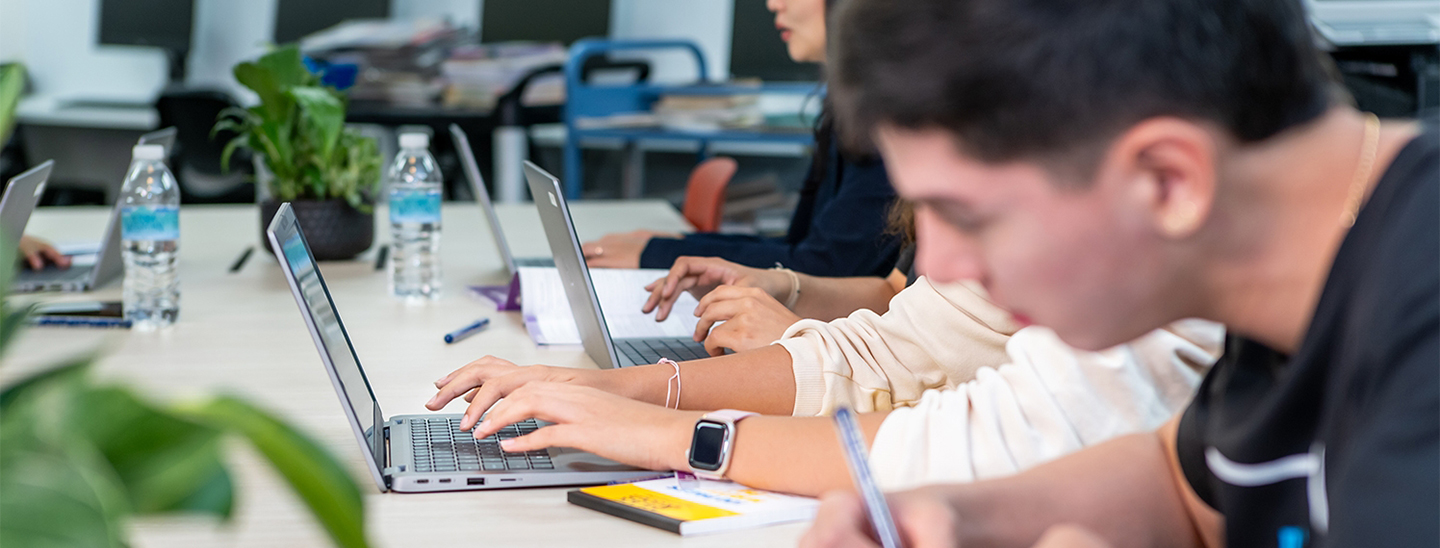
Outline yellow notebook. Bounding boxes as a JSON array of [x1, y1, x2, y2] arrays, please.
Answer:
[[567, 476, 818, 536]]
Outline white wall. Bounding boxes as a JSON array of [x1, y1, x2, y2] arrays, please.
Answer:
[[394, 0, 480, 28], [187, 0, 276, 101], [0, 0, 26, 65], [610, 0, 734, 83], [17, 0, 168, 102], [4, 0, 741, 102]]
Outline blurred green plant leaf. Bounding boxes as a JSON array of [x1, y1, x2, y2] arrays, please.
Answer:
[[77, 387, 234, 517], [0, 64, 23, 149], [288, 86, 344, 162], [178, 396, 369, 548], [0, 231, 32, 358], [0, 363, 130, 548]]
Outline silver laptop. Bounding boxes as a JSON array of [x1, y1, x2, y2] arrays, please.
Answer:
[[523, 162, 711, 369], [12, 128, 176, 292], [2, 161, 55, 258], [1307, 0, 1440, 46], [448, 124, 553, 274], [266, 202, 652, 492]]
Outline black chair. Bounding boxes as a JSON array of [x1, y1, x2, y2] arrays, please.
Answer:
[[155, 88, 255, 204]]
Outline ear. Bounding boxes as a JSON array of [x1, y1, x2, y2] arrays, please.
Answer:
[[1102, 118, 1219, 239]]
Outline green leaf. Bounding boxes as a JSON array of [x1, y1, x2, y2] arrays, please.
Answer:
[[75, 387, 234, 517], [288, 86, 344, 163], [0, 228, 30, 359], [177, 396, 369, 548], [0, 357, 90, 411], [219, 134, 246, 173], [0, 445, 131, 548], [0, 363, 130, 548], [256, 45, 315, 90], [0, 64, 25, 149], [233, 62, 291, 122]]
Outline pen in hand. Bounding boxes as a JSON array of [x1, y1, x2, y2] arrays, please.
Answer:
[[834, 406, 905, 548], [444, 317, 491, 344]]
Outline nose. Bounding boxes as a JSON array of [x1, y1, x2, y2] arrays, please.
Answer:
[[914, 209, 986, 284], [767, 0, 783, 14]]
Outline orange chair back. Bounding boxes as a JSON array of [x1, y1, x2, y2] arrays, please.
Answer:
[[681, 156, 738, 233]]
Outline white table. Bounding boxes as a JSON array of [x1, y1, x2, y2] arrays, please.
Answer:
[[6, 202, 807, 547]]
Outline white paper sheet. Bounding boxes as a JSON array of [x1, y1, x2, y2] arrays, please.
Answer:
[[519, 267, 702, 345]]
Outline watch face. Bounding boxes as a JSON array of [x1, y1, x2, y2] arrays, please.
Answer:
[[688, 421, 728, 471]]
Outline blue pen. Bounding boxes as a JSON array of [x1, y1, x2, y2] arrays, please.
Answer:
[[834, 406, 905, 548], [444, 317, 491, 344], [29, 315, 133, 329]]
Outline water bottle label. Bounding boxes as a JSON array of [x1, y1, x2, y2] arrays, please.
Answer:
[[121, 205, 179, 241], [390, 188, 442, 224]]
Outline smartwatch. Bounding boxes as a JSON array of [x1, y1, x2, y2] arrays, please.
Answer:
[[686, 409, 757, 480]]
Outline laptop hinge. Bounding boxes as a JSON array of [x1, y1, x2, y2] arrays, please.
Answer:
[[383, 425, 396, 471]]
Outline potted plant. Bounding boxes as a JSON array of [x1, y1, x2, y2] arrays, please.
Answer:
[[214, 46, 382, 261]]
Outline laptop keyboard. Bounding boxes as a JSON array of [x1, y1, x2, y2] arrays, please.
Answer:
[[409, 417, 553, 473], [616, 338, 710, 366], [18, 266, 89, 284]]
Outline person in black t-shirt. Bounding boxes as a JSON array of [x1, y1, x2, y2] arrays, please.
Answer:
[[797, 0, 1439, 547]]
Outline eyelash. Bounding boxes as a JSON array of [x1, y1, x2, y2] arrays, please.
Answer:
[[939, 209, 985, 233]]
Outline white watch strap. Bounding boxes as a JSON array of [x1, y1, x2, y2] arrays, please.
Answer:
[[703, 409, 758, 423]]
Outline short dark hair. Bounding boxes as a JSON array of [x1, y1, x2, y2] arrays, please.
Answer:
[[829, 0, 1339, 174]]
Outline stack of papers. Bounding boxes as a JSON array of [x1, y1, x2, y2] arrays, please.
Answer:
[[518, 267, 702, 345]]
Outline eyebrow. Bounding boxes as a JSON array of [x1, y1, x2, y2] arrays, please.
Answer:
[[913, 197, 979, 219]]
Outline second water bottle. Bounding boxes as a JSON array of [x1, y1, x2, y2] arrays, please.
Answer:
[[387, 132, 443, 301]]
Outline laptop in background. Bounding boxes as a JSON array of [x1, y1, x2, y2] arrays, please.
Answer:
[[139, 127, 177, 156], [523, 161, 710, 369], [1, 161, 55, 257], [267, 202, 653, 492], [11, 127, 174, 293], [448, 123, 553, 275], [1306, 0, 1440, 46]]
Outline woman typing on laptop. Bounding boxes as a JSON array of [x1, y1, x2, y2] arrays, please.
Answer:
[[18, 235, 70, 270], [426, 280, 1222, 495], [579, 0, 903, 281]]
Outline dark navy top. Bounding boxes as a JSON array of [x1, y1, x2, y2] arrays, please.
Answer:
[[639, 120, 902, 277]]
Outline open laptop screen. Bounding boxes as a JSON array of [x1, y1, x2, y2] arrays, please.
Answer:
[[270, 208, 387, 486]]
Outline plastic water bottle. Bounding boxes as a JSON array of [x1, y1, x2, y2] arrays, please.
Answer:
[[387, 132, 443, 301], [120, 144, 180, 330]]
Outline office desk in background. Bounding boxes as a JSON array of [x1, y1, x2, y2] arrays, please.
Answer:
[[15, 96, 160, 203], [5, 202, 806, 547]]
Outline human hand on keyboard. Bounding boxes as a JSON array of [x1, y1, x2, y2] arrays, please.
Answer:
[[427, 355, 671, 432], [468, 382, 702, 472]]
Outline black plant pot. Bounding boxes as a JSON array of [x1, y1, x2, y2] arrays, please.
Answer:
[[260, 199, 374, 261]]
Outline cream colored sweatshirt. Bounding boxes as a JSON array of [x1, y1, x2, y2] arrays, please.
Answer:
[[775, 277, 1223, 490]]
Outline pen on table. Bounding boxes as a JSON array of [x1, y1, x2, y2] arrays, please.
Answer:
[[373, 246, 389, 271], [834, 406, 905, 548], [29, 316, 133, 329], [229, 246, 254, 273], [444, 317, 491, 344]]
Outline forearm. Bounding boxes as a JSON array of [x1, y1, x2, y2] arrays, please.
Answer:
[[606, 345, 798, 415], [936, 429, 1206, 548], [723, 412, 889, 497], [790, 273, 901, 320]]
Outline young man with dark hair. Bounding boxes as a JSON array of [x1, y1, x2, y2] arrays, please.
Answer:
[[800, 0, 1437, 547]]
